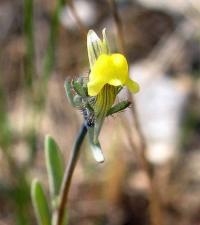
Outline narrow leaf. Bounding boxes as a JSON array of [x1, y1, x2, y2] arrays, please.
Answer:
[[106, 101, 131, 116], [24, 0, 35, 88], [45, 135, 64, 198], [31, 179, 51, 225]]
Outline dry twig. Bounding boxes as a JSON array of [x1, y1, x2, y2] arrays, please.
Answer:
[[108, 1, 163, 225]]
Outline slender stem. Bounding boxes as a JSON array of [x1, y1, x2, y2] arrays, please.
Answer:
[[55, 124, 87, 225], [24, 0, 35, 88], [108, 1, 163, 225], [43, 0, 65, 80]]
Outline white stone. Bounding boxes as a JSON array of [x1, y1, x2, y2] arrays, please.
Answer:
[[60, 0, 97, 30], [134, 0, 200, 14], [129, 63, 190, 164]]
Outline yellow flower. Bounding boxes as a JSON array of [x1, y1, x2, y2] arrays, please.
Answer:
[[86, 29, 139, 145], [65, 29, 140, 162], [87, 53, 139, 96]]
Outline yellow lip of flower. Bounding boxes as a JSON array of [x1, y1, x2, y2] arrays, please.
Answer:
[[87, 53, 140, 96]]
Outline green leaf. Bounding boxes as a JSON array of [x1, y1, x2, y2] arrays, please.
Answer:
[[106, 101, 131, 116], [0, 76, 12, 148], [24, 0, 35, 88], [31, 179, 51, 225], [45, 135, 64, 198], [64, 80, 76, 107], [72, 80, 87, 97]]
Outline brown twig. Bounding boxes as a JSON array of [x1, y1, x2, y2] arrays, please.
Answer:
[[108, 0, 125, 54], [130, 103, 163, 225], [108, 1, 163, 225]]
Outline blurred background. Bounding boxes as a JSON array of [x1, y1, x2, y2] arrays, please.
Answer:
[[0, 0, 200, 225]]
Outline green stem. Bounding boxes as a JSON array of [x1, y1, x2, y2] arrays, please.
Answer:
[[24, 0, 35, 88], [55, 123, 87, 225]]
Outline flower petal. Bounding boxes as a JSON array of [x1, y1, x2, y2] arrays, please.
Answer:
[[88, 127, 104, 163], [87, 79, 105, 96], [90, 143, 104, 163], [87, 29, 110, 69], [102, 28, 110, 54], [108, 78, 123, 86], [125, 78, 140, 93], [87, 30, 102, 68]]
